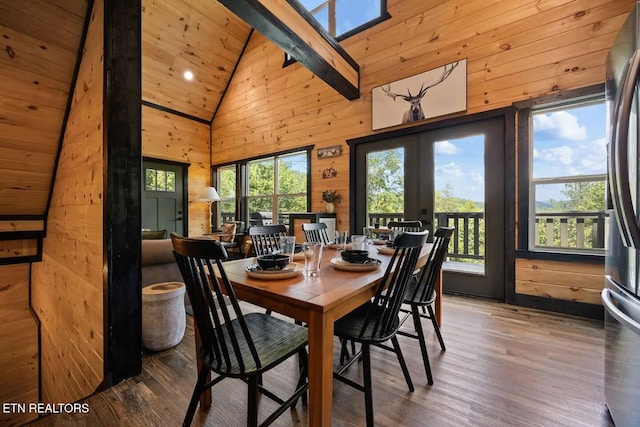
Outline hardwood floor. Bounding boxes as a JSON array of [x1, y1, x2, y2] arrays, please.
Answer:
[[32, 295, 613, 426]]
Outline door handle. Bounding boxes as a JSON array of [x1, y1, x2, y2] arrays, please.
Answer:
[[175, 217, 183, 221], [602, 288, 640, 335]]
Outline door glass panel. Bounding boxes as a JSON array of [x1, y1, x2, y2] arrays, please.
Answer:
[[434, 136, 485, 273], [145, 168, 156, 190], [365, 148, 405, 227]]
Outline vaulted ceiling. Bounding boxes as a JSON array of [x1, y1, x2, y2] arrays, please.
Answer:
[[0, 0, 251, 217], [142, 0, 251, 121]]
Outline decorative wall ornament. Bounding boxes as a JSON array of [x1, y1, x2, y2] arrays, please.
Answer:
[[322, 166, 337, 179], [371, 59, 467, 130], [317, 145, 342, 158]]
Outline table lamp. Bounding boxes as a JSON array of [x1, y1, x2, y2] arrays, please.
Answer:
[[198, 186, 220, 233]]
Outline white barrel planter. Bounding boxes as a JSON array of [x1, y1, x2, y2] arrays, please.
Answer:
[[142, 282, 186, 351]]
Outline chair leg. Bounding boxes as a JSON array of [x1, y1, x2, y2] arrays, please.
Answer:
[[412, 306, 433, 385], [391, 336, 414, 392], [183, 366, 210, 427], [247, 376, 259, 427], [361, 344, 374, 427], [294, 347, 309, 406], [427, 305, 446, 351]]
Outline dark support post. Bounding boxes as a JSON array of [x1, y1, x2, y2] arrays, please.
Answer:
[[103, 0, 142, 384]]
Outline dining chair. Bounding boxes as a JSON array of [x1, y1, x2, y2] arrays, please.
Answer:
[[397, 226, 454, 385], [333, 230, 428, 427], [387, 220, 423, 233], [248, 224, 288, 256], [302, 222, 331, 244], [170, 233, 309, 427]]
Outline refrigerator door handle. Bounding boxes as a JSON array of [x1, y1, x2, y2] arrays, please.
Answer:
[[612, 49, 640, 248], [602, 288, 640, 336]]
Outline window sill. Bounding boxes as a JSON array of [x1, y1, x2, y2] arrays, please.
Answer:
[[515, 249, 604, 264]]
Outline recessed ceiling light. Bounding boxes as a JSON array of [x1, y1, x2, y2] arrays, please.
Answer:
[[184, 70, 194, 81]]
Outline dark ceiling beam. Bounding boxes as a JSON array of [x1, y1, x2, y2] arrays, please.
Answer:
[[218, 0, 360, 100]]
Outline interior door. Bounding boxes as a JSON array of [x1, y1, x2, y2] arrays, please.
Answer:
[[352, 116, 505, 300], [142, 159, 186, 235]]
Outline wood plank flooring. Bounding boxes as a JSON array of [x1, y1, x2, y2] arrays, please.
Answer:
[[31, 295, 614, 426]]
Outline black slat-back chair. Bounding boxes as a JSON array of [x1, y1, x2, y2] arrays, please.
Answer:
[[302, 222, 331, 244], [171, 234, 309, 427], [333, 231, 428, 427], [248, 224, 288, 256], [387, 220, 423, 233], [397, 226, 454, 385]]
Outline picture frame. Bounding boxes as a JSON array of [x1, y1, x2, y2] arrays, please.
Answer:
[[317, 145, 342, 159], [371, 59, 467, 130]]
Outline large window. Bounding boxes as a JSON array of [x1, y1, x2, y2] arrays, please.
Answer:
[[214, 148, 311, 228], [247, 152, 308, 225], [519, 89, 607, 256]]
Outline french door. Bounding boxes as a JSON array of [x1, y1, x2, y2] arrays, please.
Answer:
[[351, 116, 506, 300]]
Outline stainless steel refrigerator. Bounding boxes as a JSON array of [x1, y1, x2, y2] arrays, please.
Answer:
[[605, 2, 640, 426]]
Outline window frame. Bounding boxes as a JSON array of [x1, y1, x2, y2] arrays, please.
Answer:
[[515, 84, 606, 262], [283, 0, 390, 67], [212, 146, 313, 229]]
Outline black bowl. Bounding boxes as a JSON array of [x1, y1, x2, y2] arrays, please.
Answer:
[[257, 254, 290, 270], [341, 250, 369, 264]]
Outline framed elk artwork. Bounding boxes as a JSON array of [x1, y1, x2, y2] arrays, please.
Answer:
[[371, 59, 467, 130]]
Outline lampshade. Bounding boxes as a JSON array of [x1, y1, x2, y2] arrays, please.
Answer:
[[199, 186, 220, 203]]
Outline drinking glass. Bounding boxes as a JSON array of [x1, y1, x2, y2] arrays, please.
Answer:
[[302, 242, 323, 276], [351, 235, 366, 251], [279, 236, 296, 263], [335, 230, 348, 250], [363, 226, 374, 243]]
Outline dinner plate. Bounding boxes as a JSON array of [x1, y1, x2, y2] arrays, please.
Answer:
[[245, 262, 304, 280], [330, 257, 381, 272], [376, 246, 395, 255]]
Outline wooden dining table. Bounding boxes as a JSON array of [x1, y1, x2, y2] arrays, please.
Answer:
[[201, 242, 440, 426]]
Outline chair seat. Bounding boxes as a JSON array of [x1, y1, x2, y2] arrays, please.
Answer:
[[403, 280, 437, 306], [334, 302, 400, 344], [201, 312, 308, 376]]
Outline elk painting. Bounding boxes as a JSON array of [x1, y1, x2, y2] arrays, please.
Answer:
[[372, 59, 467, 130]]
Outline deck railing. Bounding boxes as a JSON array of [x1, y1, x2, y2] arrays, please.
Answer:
[[222, 210, 606, 257]]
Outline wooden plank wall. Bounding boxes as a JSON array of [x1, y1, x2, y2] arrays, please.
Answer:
[[0, 0, 87, 216], [0, 264, 38, 426], [31, 0, 104, 404], [211, 0, 635, 303], [515, 258, 604, 304], [142, 105, 211, 236]]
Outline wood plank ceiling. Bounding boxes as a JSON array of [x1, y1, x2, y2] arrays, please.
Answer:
[[142, 0, 252, 121], [0, 0, 251, 218]]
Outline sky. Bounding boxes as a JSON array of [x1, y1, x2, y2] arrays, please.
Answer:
[[298, 0, 381, 37], [434, 102, 607, 204]]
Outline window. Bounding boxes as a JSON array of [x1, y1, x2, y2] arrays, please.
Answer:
[[518, 88, 607, 256], [145, 168, 176, 192], [213, 148, 311, 229], [218, 165, 237, 223], [247, 152, 308, 225], [284, 0, 389, 66], [299, 0, 387, 38]]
